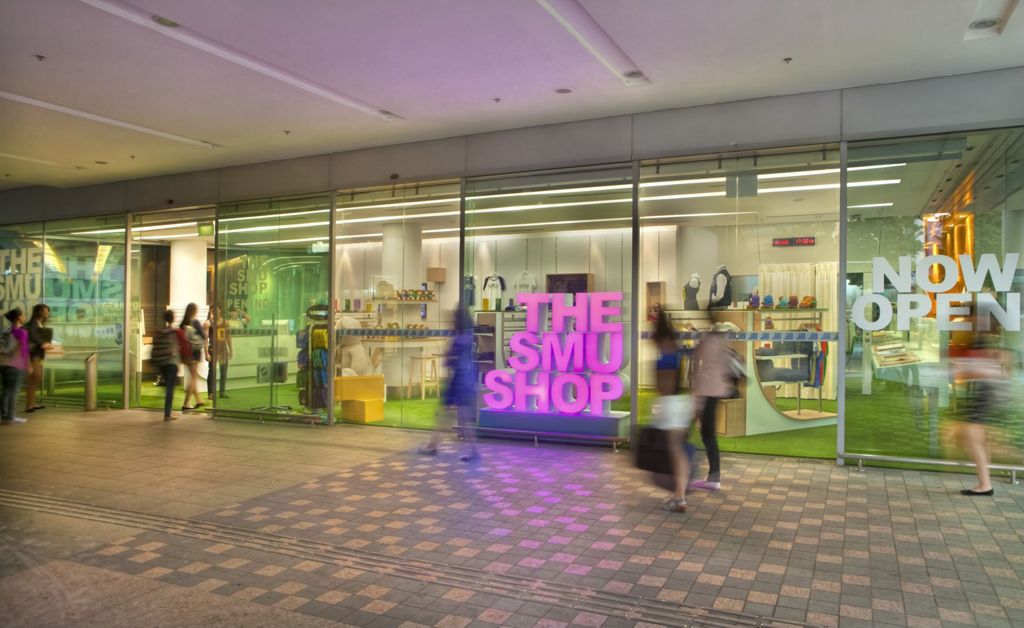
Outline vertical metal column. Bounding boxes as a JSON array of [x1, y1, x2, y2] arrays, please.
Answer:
[[326, 191, 337, 426], [836, 141, 848, 465], [122, 214, 132, 410], [457, 179, 467, 312], [629, 161, 641, 442]]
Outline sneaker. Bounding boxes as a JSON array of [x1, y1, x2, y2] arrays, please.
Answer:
[[417, 446, 438, 456], [689, 479, 721, 491], [460, 452, 481, 463], [4, 417, 28, 424], [660, 497, 687, 513], [163, 415, 178, 422], [219, 393, 230, 399]]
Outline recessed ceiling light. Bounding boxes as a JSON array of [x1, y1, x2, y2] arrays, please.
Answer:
[[151, 14, 179, 27], [556, 88, 573, 94], [536, 0, 650, 87], [969, 18, 1001, 29]]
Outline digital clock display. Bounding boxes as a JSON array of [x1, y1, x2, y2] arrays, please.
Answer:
[[772, 237, 816, 247]]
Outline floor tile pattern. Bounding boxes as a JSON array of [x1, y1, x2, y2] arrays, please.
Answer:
[[66, 443, 1024, 628]]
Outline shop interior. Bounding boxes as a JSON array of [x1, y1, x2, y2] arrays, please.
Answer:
[[5, 129, 1018, 466]]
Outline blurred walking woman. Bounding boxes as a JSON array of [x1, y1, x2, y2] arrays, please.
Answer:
[[25, 304, 51, 413], [955, 328, 1013, 496], [691, 322, 741, 491], [651, 308, 692, 513], [179, 303, 205, 411], [1, 308, 31, 424]]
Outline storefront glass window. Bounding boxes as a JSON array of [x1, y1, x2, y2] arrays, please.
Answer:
[[844, 129, 1024, 463], [5, 216, 127, 409], [464, 165, 635, 442], [639, 147, 842, 459], [215, 195, 331, 421], [334, 180, 461, 428]]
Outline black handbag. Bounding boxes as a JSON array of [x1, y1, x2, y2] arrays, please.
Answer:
[[635, 426, 674, 475]]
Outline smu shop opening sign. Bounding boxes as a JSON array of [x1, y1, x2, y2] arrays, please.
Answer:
[[483, 292, 625, 417]]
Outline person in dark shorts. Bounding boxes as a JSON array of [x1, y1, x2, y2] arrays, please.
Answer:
[[179, 303, 205, 411], [25, 304, 52, 413]]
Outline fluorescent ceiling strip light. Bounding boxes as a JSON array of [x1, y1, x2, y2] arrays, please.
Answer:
[[220, 220, 329, 235], [73, 221, 197, 236], [33, 241, 67, 274], [0, 152, 81, 169], [93, 245, 112, 275], [757, 163, 906, 180], [425, 216, 629, 234], [470, 183, 633, 200], [848, 202, 894, 209], [0, 89, 215, 148], [77, 0, 400, 121], [337, 197, 459, 212], [138, 232, 201, 240], [218, 209, 330, 223], [643, 211, 757, 220], [760, 179, 901, 194], [642, 191, 727, 202], [535, 0, 650, 87], [339, 210, 459, 225], [332, 169, 905, 213], [236, 233, 383, 247], [639, 177, 726, 188]]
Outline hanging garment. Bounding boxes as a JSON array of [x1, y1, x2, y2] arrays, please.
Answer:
[[482, 274, 505, 306], [511, 271, 537, 296], [708, 266, 732, 310], [683, 274, 700, 310]]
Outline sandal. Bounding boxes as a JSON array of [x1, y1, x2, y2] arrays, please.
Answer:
[[661, 497, 687, 513]]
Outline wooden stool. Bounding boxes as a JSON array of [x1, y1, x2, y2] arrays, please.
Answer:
[[408, 354, 440, 399]]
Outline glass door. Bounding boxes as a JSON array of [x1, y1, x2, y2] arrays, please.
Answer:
[[127, 207, 216, 412]]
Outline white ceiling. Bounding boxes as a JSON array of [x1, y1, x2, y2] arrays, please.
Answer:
[[0, 0, 1022, 191]]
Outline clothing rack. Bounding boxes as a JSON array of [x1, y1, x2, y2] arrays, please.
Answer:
[[297, 323, 330, 410]]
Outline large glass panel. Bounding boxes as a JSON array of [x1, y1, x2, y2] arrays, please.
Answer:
[[465, 165, 634, 442], [334, 180, 461, 428], [36, 216, 127, 409], [127, 208, 216, 412], [0, 221, 45, 412], [845, 129, 1024, 465], [639, 147, 842, 459], [215, 195, 331, 422]]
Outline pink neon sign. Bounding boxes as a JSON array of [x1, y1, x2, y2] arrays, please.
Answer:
[[483, 292, 625, 416]]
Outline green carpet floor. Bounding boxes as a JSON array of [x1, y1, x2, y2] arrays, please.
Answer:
[[46, 377, 1022, 466]]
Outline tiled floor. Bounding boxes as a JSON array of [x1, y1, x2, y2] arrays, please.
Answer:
[[2, 408, 1023, 627]]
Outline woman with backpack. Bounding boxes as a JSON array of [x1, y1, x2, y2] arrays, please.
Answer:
[[151, 310, 183, 421], [1, 308, 32, 424], [179, 303, 205, 412]]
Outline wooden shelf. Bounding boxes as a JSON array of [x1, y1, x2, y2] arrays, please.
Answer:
[[371, 299, 437, 304]]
